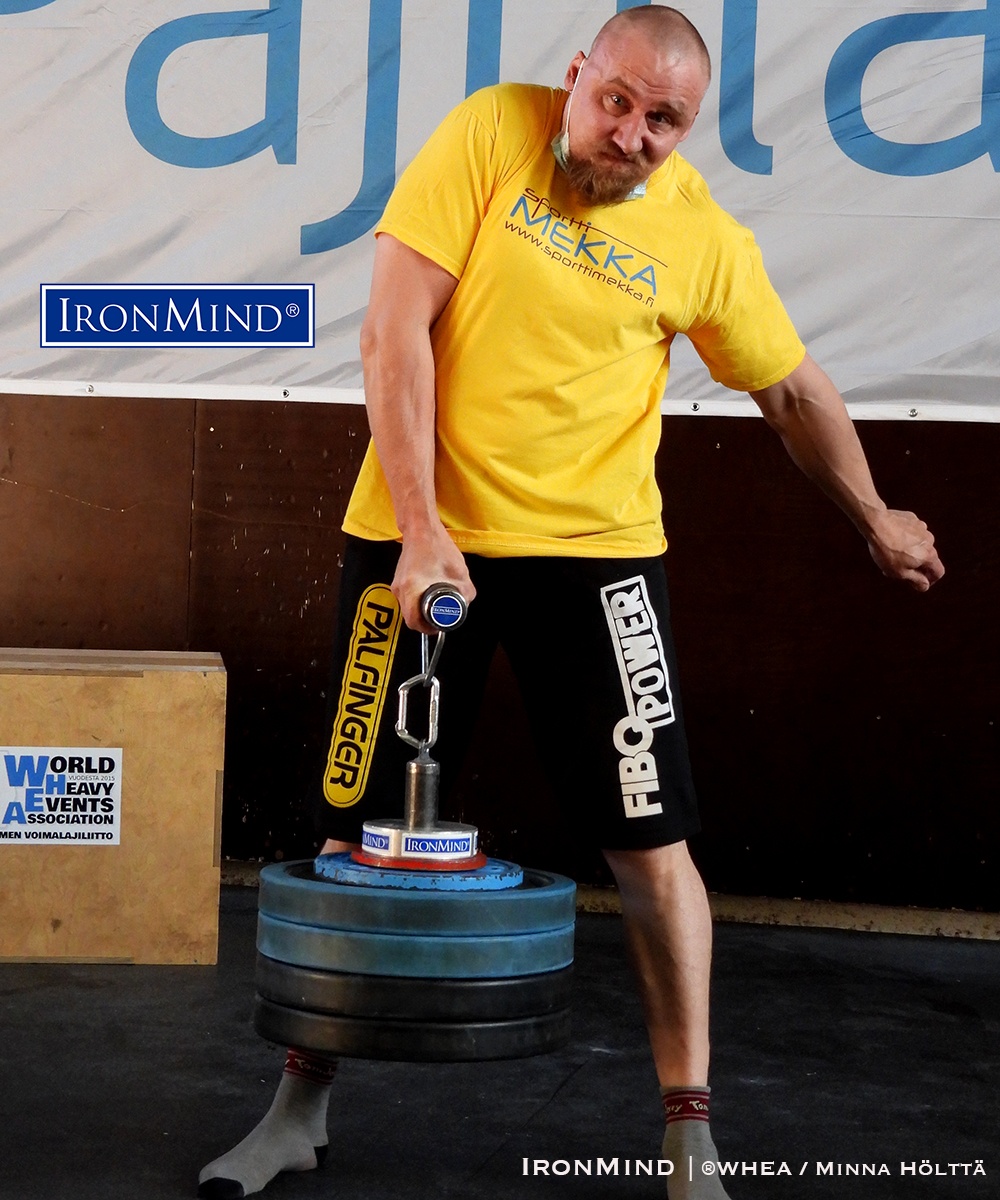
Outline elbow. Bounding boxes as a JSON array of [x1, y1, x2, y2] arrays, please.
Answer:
[[751, 385, 799, 437], [359, 311, 379, 370], [752, 353, 843, 435], [760, 393, 802, 438]]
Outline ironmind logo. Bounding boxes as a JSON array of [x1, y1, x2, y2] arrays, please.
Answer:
[[505, 189, 659, 308], [40, 284, 314, 348]]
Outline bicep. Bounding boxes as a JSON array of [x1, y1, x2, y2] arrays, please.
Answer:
[[365, 235, 460, 337]]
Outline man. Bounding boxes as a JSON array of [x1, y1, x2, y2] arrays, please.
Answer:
[[199, 7, 943, 1198]]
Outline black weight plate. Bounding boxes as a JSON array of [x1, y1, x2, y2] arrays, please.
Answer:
[[257, 912, 575, 978], [259, 860, 576, 936], [256, 953, 574, 1020], [253, 996, 573, 1062]]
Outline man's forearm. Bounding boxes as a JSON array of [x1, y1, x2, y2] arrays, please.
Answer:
[[751, 354, 885, 535], [751, 353, 943, 590], [360, 313, 441, 539]]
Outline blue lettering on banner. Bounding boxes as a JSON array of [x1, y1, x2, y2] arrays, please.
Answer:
[[40, 285, 314, 348], [124, 0, 302, 168], [825, 3, 1000, 176], [361, 831, 391, 850], [466, 0, 503, 96], [719, 0, 773, 175], [299, 0, 402, 254], [302, 0, 1000, 246], [301, 0, 508, 252], [4, 0, 998, 264], [724, 0, 1000, 177]]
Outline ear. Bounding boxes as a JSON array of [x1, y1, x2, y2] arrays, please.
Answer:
[[676, 107, 701, 145], [563, 51, 587, 92]]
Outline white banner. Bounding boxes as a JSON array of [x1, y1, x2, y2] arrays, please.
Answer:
[[1, 0, 997, 419]]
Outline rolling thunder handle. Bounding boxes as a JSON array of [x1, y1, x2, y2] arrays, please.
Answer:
[[397, 584, 468, 832], [358, 584, 482, 868]]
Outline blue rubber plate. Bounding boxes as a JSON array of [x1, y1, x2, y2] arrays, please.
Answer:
[[253, 996, 572, 1061], [259, 859, 576, 937], [315, 852, 523, 891], [257, 911, 575, 979]]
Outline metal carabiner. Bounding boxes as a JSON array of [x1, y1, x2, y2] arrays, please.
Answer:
[[395, 637, 442, 752], [394, 585, 467, 752]]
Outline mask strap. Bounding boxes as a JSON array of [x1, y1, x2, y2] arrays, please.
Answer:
[[552, 55, 586, 168]]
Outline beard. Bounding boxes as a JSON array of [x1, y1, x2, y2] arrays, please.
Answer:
[[561, 146, 651, 205]]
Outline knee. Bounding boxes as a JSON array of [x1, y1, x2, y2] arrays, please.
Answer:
[[603, 841, 696, 894]]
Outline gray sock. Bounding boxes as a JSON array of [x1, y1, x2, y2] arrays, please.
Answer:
[[198, 1050, 337, 1199], [660, 1086, 732, 1200]]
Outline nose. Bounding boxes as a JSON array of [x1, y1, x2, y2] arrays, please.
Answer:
[[611, 110, 645, 156]]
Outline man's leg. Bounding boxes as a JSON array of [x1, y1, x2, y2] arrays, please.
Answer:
[[496, 555, 730, 1195], [198, 839, 353, 1199], [603, 841, 730, 1200], [602, 841, 711, 1086]]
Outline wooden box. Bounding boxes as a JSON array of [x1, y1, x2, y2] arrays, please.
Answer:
[[0, 649, 226, 964]]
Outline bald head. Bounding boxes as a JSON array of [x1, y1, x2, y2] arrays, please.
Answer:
[[556, 5, 710, 205], [592, 5, 711, 85]]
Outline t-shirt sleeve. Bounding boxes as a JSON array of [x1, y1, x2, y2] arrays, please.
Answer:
[[375, 97, 498, 280], [686, 229, 806, 393]]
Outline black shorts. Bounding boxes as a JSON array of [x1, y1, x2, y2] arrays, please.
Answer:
[[312, 536, 700, 851]]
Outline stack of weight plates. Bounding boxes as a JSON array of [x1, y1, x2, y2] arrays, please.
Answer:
[[253, 854, 576, 1062]]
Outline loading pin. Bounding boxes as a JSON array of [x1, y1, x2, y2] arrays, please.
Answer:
[[354, 584, 483, 870]]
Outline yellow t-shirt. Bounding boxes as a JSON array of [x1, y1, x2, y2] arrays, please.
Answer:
[[344, 84, 806, 557]]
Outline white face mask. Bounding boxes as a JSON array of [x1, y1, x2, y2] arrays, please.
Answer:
[[550, 55, 647, 200]]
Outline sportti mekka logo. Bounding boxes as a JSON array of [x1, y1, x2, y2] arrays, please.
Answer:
[[40, 284, 314, 348]]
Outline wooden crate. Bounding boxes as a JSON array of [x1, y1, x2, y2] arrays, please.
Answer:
[[0, 649, 226, 964]]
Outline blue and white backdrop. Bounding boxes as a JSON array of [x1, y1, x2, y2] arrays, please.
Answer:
[[1, 0, 997, 419]]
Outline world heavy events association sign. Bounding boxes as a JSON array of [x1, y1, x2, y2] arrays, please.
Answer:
[[0, 748, 123, 844]]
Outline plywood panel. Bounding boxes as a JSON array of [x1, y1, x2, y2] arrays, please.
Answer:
[[0, 394, 194, 650], [187, 401, 369, 861], [656, 417, 1000, 911], [0, 650, 226, 963]]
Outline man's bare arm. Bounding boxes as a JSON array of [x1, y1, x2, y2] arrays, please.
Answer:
[[359, 234, 472, 630], [750, 353, 944, 592]]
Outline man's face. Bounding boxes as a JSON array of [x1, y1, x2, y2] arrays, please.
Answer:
[[559, 29, 707, 205]]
